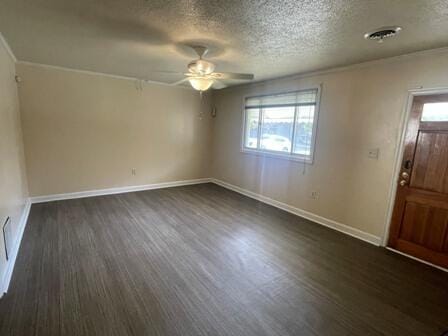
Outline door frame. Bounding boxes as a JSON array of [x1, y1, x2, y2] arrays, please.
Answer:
[[383, 86, 448, 251]]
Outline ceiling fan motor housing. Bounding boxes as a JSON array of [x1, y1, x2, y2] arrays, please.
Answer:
[[188, 59, 215, 75]]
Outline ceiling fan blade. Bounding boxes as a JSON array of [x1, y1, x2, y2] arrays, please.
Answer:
[[211, 72, 254, 80], [212, 80, 227, 90], [170, 78, 189, 86], [150, 71, 185, 75]]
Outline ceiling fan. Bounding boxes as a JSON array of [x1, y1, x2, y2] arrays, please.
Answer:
[[169, 45, 254, 91]]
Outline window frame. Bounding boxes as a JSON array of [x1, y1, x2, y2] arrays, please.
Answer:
[[240, 86, 321, 164]]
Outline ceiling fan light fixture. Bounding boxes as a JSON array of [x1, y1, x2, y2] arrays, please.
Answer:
[[169, 45, 253, 90], [188, 77, 214, 91]]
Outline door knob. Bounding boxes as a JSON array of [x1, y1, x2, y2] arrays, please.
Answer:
[[401, 172, 409, 179], [399, 180, 407, 186]]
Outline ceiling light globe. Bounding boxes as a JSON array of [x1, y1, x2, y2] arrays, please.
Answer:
[[188, 77, 213, 91]]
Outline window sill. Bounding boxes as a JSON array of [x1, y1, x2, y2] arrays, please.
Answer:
[[241, 148, 313, 164]]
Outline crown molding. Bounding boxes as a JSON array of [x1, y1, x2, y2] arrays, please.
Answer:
[[7, 35, 448, 92], [16, 61, 192, 89], [0, 32, 17, 63], [223, 46, 448, 92]]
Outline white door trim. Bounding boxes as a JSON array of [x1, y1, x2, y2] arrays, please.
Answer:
[[382, 86, 448, 246]]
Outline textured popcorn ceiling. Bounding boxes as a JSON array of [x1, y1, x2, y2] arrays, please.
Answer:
[[1, 0, 448, 85]]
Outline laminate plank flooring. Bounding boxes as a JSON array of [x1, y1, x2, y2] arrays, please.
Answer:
[[0, 183, 447, 335]]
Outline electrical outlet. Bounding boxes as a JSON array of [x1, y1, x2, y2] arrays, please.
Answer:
[[368, 148, 379, 159], [131, 168, 136, 176], [310, 191, 319, 200]]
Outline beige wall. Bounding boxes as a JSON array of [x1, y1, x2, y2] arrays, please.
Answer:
[[13, 48, 448, 243], [17, 63, 213, 196], [0, 38, 29, 284], [211, 49, 448, 240]]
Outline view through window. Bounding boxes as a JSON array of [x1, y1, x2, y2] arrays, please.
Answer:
[[421, 102, 448, 122], [243, 89, 319, 162]]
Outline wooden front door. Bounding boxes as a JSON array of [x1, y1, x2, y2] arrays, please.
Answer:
[[388, 94, 448, 269]]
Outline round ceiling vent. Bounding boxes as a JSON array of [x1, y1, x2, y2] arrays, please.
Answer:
[[364, 26, 402, 43]]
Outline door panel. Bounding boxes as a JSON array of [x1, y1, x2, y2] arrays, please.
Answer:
[[400, 202, 429, 245], [400, 201, 448, 251], [388, 94, 448, 269], [410, 131, 448, 193]]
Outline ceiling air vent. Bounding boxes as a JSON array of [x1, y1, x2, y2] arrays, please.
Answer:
[[364, 26, 402, 43]]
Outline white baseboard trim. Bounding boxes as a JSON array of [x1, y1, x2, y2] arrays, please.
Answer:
[[1, 199, 31, 297], [385, 247, 448, 273], [1, 178, 212, 298], [5, 177, 442, 301], [211, 178, 382, 246], [30, 178, 212, 204]]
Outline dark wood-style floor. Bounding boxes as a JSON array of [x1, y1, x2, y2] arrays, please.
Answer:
[[1, 183, 447, 336]]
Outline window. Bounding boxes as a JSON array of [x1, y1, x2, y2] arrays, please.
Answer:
[[242, 88, 320, 162], [421, 102, 448, 122]]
